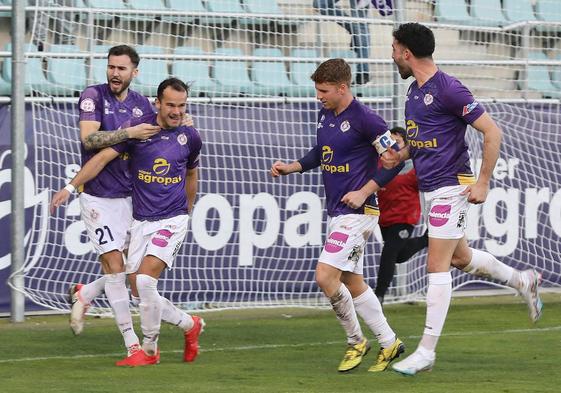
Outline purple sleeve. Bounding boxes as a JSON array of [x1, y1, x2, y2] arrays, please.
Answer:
[[359, 110, 390, 144], [78, 86, 103, 122], [442, 79, 485, 124], [298, 145, 321, 172], [187, 128, 202, 169]]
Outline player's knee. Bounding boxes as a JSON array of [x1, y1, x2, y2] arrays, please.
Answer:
[[100, 250, 125, 274]]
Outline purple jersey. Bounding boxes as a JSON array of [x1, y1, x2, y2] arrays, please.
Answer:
[[78, 83, 153, 198], [301, 99, 394, 217], [112, 113, 202, 221], [405, 70, 485, 192]]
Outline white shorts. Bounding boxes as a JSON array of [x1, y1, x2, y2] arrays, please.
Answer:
[[422, 185, 470, 240], [318, 214, 378, 275], [79, 192, 133, 256], [126, 214, 189, 274]]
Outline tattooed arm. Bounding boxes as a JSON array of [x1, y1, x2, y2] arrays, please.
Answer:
[[80, 121, 160, 151]]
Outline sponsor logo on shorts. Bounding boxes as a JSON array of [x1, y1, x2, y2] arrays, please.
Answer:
[[152, 229, 173, 247], [429, 204, 451, 227], [325, 231, 349, 253], [457, 210, 467, 229]]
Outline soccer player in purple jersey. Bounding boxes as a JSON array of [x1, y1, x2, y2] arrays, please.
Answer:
[[52, 78, 203, 367], [381, 23, 543, 375], [271, 59, 405, 373], [51, 46, 200, 366]]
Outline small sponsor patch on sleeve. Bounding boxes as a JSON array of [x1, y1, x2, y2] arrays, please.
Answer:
[[462, 101, 478, 116], [80, 98, 95, 113]]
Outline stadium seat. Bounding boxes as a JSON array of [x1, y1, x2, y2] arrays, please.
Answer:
[[288, 48, 319, 97], [503, 0, 537, 23], [550, 54, 561, 91], [2, 43, 58, 95], [0, 74, 10, 96], [239, 0, 294, 27], [521, 51, 561, 99], [471, 0, 508, 27], [535, 0, 561, 34], [86, 0, 127, 21], [203, 0, 245, 25], [171, 46, 220, 98], [250, 48, 295, 96], [327, 49, 390, 98], [213, 47, 255, 96], [46, 44, 87, 96], [125, 0, 166, 22], [91, 45, 112, 85], [434, 0, 476, 26], [162, 0, 206, 23], [135, 45, 169, 97]]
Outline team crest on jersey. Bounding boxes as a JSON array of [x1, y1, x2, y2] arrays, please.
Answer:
[[423, 93, 433, 105], [462, 101, 479, 116], [177, 133, 188, 145], [340, 120, 350, 132], [132, 106, 143, 117], [80, 98, 95, 112]]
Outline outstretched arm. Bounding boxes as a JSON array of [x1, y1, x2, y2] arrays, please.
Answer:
[[50, 147, 120, 214], [80, 121, 160, 151]]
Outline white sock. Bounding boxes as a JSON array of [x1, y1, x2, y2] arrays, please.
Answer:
[[421, 272, 452, 352], [462, 248, 514, 285], [353, 286, 395, 348], [131, 295, 140, 307], [79, 276, 106, 304], [161, 296, 194, 331], [105, 273, 139, 352], [137, 274, 162, 356], [329, 283, 363, 345]]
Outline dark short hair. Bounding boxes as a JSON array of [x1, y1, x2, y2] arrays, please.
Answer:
[[157, 77, 189, 100], [392, 23, 435, 58], [311, 58, 352, 87], [390, 126, 407, 141], [107, 45, 140, 68]]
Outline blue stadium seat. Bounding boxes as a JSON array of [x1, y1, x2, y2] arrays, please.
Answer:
[[46, 44, 87, 96], [327, 49, 389, 97], [239, 0, 293, 27], [535, 0, 561, 33], [471, 0, 508, 27], [503, 0, 537, 23], [251, 48, 294, 96], [521, 51, 561, 99], [288, 48, 318, 97], [171, 46, 219, 97], [213, 47, 254, 96], [135, 45, 169, 97], [162, 0, 206, 23], [125, 0, 166, 22], [3, 43, 57, 95], [203, 0, 245, 25], [552, 60, 561, 91], [434, 0, 477, 26], [91, 44, 112, 85], [85, 0, 127, 21]]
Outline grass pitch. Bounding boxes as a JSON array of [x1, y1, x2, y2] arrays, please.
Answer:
[[1, 294, 560, 393]]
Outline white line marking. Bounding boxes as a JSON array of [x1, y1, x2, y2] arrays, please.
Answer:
[[1, 325, 559, 364]]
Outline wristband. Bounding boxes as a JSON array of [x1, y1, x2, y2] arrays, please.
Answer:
[[373, 130, 397, 155], [64, 184, 76, 193]]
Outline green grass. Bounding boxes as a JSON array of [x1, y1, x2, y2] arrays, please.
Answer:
[[1, 294, 560, 393]]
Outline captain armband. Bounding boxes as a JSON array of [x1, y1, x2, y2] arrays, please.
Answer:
[[372, 130, 397, 155]]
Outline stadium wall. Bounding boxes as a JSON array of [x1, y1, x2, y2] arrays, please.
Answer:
[[1, 102, 560, 313]]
